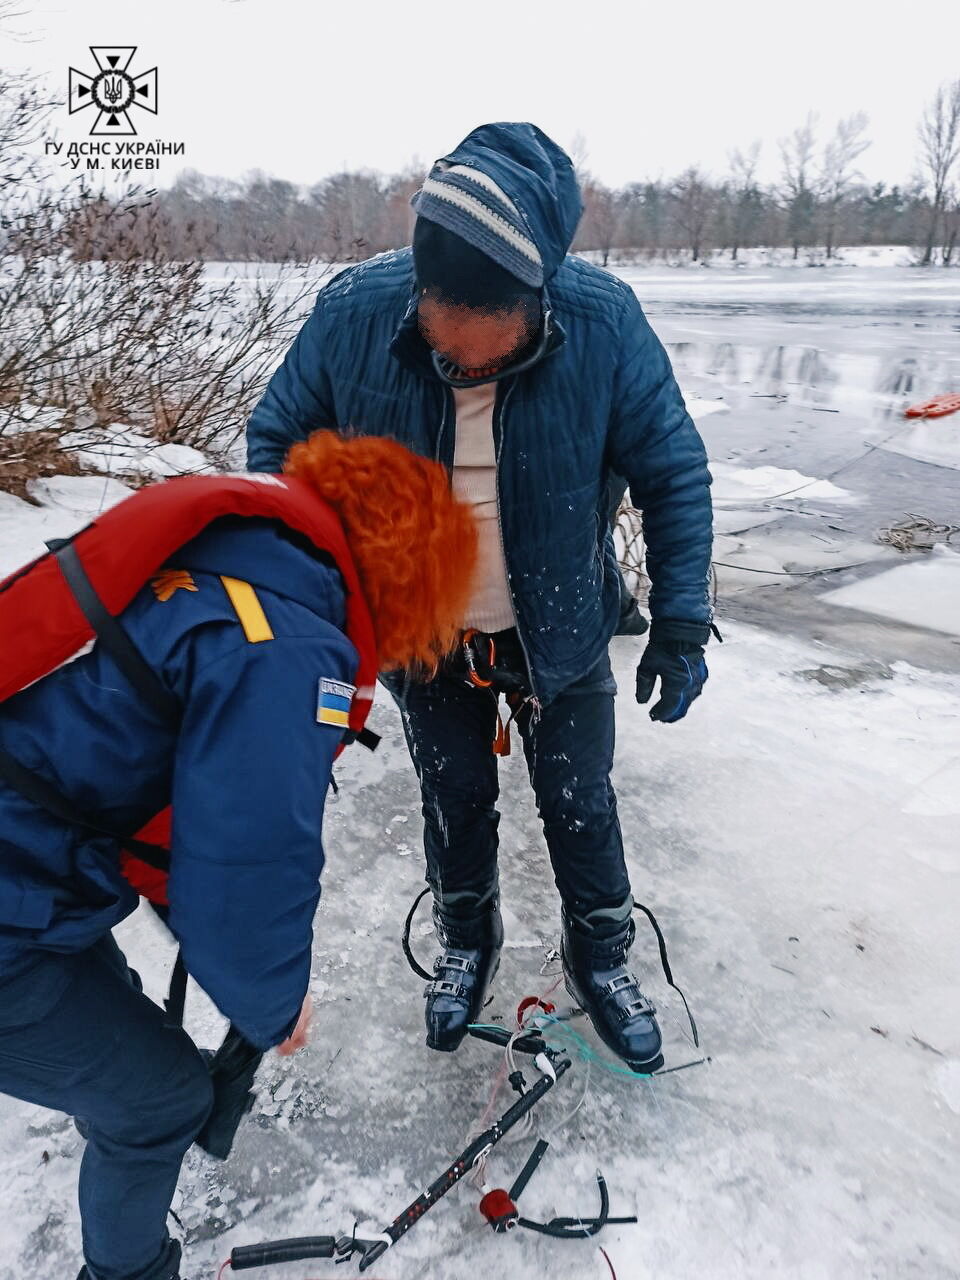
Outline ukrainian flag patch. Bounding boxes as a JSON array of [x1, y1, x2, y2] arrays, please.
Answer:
[[317, 677, 355, 728]]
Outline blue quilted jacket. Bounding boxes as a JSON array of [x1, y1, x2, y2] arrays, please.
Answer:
[[248, 123, 712, 704]]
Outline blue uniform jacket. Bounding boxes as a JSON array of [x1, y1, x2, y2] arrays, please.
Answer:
[[0, 518, 358, 1050], [247, 123, 713, 704]]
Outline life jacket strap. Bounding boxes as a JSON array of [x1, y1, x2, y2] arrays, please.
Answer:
[[0, 745, 170, 870], [47, 538, 179, 723]]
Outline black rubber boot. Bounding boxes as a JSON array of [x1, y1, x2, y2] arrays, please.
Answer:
[[424, 894, 503, 1052], [561, 902, 663, 1074]]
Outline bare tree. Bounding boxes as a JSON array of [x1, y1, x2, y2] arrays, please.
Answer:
[[942, 186, 959, 266], [1, 183, 325, 458], [779, 114, 819, 259], [308, 170, 386, 261], [726, 142, 763, 260], [916, 79, 960, 265], [578, 181, 619, 266], [0, 4, 59, 204], [668, 166, 714, 261], [821, 113, 870, 258], [381, 162, 422, 248], [568, 130, 591, 186]]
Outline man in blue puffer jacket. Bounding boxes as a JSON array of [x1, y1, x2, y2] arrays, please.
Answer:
[[247, 122, 715, 1072]]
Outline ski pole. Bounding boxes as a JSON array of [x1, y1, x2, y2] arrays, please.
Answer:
[[353, 1054, 571, 1272], [227, 1052, 571, 1274]]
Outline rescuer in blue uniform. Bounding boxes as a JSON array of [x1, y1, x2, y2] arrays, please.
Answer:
[[0, 432, 477, 1280]]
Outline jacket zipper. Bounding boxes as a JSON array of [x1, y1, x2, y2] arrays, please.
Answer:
[[493, 379, 540, 706], [434, 385, 451, 465]]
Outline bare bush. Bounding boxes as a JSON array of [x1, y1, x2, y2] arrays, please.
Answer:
[[0, 190, 327, 458], [0, 60, 330, 473]]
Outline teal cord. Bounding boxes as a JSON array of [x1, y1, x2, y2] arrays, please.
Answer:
[[467, 1019, 657, 1080]]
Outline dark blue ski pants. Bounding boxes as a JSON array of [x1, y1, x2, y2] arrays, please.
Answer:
[[0, 932, 212, 1280], [385, 648, 632, 916]]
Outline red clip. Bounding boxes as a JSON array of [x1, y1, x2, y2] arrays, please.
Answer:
[[479, 1188, 518, 1232], [516, 995, 556, 1028]]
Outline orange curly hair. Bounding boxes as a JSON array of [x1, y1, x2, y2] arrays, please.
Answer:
[[284, 430, 478, 673]]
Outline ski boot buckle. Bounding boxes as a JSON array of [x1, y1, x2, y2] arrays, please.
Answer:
[[425, 978, 466, 999]]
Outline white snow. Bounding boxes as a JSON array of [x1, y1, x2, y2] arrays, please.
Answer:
[[61, 423, 213, 480], [0, 402, 66, 433], [27, 474, 135, 516], [934, 1060, 960, 1116], [824, 544, 960, 638], [711, 461, 855, 505], [582, 245, 919, 271], [0, 477, 133, 577]]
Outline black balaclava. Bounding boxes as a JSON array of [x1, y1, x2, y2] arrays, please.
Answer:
[[413, 216, 541, 316]]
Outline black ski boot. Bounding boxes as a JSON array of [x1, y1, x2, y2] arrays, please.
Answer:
[[561, 900, 664, 1074], [424, 893, 503, 1052]]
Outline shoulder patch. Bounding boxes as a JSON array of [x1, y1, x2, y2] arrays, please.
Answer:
[[152, 569, 197, 602], [317, 677, 355, 728], [220, 576, 274, 643]]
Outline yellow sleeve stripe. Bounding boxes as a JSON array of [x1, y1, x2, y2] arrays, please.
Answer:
[[220, 576, 274, 643]]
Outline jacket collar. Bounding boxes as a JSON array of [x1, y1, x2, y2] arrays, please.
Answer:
[[388, 283, 566, 384]]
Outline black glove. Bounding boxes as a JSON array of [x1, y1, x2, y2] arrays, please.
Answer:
[[635, 619, 715, 724], [195, 1025, 263, 1160]]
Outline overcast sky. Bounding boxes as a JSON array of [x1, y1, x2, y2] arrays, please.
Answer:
[[4, 0, 958, 192]]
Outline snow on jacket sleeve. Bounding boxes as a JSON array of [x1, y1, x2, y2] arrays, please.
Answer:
[[247, 294, 337, 472], [166, 626, 356, 1050], [606, 290, 714, 624]]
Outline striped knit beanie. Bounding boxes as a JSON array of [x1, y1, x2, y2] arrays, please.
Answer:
[[411, 159, 545, 291], [412, 217, 540, 311]]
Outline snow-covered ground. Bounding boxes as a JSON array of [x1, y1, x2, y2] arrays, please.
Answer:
[[1, 265, 959, 1280]]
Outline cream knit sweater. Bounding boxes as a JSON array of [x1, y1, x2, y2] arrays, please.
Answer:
[[450, 383, 515, 633]]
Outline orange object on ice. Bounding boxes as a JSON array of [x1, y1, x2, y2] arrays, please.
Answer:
[[904, 394, 960, 419]]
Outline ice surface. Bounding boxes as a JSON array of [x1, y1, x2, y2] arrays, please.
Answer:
[[1, 619, 958, 1279], [823, 544, 960, 638], [684, 395, 730, 421], [711, 461, 854, 505], [872, 415, 960, 472]]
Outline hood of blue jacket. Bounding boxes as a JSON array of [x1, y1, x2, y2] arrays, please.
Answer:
[[436, 122, 583, 284]]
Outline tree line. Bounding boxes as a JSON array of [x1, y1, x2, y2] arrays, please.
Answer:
[[104, 82, 960, 267]]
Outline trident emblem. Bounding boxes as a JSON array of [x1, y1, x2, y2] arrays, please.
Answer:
[[102, 74, 125, 106]]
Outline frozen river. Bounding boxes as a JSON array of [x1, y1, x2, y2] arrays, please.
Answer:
[[1, 263, 958, 1280], [624, 263, 960, 670]]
